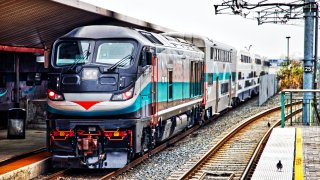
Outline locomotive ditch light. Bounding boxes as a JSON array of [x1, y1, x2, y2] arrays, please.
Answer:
[[124, 91, 133, 99], [111, 87, 134, 101]]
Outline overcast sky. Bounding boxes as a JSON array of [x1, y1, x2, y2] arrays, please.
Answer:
[[81, 0, 307, 59]]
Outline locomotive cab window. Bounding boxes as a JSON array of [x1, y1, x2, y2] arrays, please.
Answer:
[[56, 41, 91, 66], [96, 41, 135, 67]]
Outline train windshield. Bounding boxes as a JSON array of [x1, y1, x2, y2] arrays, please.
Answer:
[[96, 41, 135, 67], [55, 41, 91, 66]]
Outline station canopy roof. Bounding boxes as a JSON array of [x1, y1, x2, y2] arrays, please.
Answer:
[[0, 0, 171, 52]]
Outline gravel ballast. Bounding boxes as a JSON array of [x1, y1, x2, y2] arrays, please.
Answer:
[[116, 95, 280, 180]]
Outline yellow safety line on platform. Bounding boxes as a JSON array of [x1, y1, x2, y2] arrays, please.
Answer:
[[295, 128, 304, 180]]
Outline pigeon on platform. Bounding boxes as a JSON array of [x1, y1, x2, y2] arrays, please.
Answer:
[[267, 122, 271, 128], [277, 160, 283, 171]]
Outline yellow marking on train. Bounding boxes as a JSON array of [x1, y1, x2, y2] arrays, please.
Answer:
[[295, 128, 304, 180]]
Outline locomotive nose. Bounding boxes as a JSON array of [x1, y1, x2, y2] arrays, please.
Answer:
[[60, 67, 119, 93]]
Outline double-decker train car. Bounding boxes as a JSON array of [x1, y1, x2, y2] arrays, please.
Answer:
[[47, 25, 268, 169], [254, 54, 263, 82], [163, 32, 237, 118], [252, 53, 263, 94], [47, 25, 205, 168], [236, 49, 255, 102]]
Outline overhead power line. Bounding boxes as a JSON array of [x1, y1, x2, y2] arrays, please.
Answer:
[[214, 0, 318, 25]]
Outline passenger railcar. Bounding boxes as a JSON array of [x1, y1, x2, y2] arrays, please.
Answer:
[[47, 25, 205, 168], [163, 33, 237, 118], [236, 49, 256, 102], [252, 53, 263, 95]]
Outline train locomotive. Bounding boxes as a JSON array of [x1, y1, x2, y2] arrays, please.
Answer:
[[47, 25, 205, 168], [47, 25, 267, 169]]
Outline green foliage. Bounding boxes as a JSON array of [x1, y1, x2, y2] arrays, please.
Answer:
[[277, 60, 303, 90]]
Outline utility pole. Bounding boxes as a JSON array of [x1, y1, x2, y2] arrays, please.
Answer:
[[303, 0, 316, 125], [286, 36, 290, 65], [286, 36, 292, 89], [214, 0, 319, 124]]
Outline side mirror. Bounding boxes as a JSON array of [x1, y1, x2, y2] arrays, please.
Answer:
[[146, 51, 153, 65]]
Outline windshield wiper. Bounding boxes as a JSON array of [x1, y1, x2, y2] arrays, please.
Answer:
[[107, 54, 133, 72], [65, 49, 91, 73], [67, 50, 90, 72]]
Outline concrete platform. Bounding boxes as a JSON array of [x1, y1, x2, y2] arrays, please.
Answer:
[[252, 128, 296, 180], [0, 129, 46, 163], [252, 126, 320, 179]]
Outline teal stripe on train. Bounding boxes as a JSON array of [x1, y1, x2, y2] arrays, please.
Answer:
[[48, 82, 203, 116], [206, 72, 237, 82]]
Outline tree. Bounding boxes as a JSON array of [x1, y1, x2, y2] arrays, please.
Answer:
[[277, 60, 303, 90]]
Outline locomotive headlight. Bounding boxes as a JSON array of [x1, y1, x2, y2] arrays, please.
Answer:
[[82, 68, 98, 80], [111, 87, 134, 101], [48, 89, 64, 101]]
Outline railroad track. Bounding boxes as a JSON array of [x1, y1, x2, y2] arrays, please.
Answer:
[[44, 99, 292, 180], [45, 125, 202, 180], [167, 104, 301, 180], [45, 99, 250, 180], [45, 101, 245, 180]]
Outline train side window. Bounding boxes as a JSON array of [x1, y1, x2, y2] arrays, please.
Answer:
[[238, 72, 242, 80], [227, 52, 229, 62], [210, 47, 214, 60], [214, 49, 218, 60], [208, 73, 213, 86], [221, 83, 228, 95], [168, 70, 173, 100], [245, 80, 250, 87]]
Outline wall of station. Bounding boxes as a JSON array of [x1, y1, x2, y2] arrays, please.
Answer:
[[0, 52, 48, 128]]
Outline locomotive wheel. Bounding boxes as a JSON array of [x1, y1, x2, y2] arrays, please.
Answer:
[[140, 127, 153, 156]]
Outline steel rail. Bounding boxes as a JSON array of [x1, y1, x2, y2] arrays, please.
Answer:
[[99, 125, 200, 180], [42, 97, 269, 179], [241, 107, 303, 179], [176, 102, 301, 179], [44, 125, 202, 180]]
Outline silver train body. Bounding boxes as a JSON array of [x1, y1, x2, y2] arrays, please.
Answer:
[[47, 26, 268, 169]]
